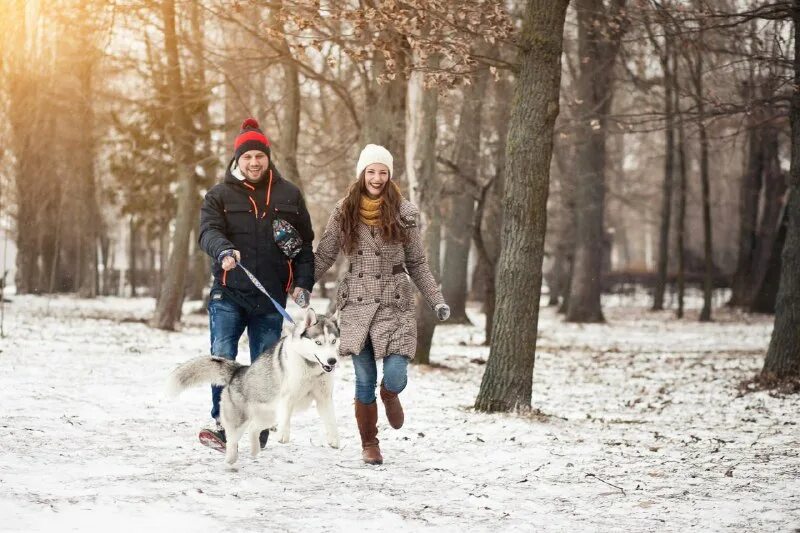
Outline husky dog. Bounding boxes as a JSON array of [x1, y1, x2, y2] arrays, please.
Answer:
[[167, 309, 341, 465]]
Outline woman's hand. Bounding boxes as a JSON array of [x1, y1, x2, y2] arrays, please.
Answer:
[[293, 287, 310, 308]]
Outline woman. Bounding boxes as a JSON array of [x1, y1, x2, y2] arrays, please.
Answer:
[[314, 144, 450, 465]]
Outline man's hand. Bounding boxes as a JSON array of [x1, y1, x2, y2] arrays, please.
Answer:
[[219, 249, 241, 271], [293, 287, 310, 308]]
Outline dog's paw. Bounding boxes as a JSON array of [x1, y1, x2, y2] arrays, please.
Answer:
[[276, 431, 290, 444], [327, 437, 340, 449]]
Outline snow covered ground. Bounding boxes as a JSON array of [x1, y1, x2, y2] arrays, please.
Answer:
[[0, 294, 797, 532]]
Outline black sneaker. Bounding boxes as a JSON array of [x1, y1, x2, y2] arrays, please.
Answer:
[[259, 429, 269, 449]]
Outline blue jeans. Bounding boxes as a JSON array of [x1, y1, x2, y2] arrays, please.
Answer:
[[208, 292, 283, 420], [352, 337, 409, 404]]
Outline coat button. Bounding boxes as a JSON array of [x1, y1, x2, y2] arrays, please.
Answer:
[[376, 274, 381, 279], [358, 250, 363, 255], [357, 297, 363, 302], [375, 251, 381, 256], [358, 273, 363, 278], [374, 298, 380, 303]]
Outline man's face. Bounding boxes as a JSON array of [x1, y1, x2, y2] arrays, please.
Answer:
[[238, 150, 269, 182]]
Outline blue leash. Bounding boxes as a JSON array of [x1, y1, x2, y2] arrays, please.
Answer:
[[234, 260, 295, 325]]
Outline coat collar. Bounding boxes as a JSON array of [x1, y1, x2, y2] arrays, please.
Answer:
[[357, 220, 381, 252]]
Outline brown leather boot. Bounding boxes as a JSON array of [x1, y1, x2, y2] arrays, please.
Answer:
[[379, 383, 404, 429], [355, 400, 383, 465]]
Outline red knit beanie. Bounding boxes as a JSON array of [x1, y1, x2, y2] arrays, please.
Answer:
[[234, 118, 270, 162]]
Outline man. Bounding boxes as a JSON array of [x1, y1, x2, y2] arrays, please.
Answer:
[[197, 118, 314, 450]]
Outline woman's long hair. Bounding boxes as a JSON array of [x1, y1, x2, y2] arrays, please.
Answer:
[[341, 171, 407, 254]]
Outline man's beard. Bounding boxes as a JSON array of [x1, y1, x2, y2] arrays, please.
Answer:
[[244, 166, 267, 183]]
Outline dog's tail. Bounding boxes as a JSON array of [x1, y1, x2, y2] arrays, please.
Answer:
[[166, 356, 240, 398]]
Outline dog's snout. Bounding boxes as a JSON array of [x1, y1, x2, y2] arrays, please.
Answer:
[[327, 358, 337, 366]]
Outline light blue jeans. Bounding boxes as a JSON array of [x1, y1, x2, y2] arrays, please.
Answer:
[[352, 337, 409, 404]]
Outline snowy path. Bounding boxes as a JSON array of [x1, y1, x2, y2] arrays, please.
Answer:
[[0, 295, 797, 532]]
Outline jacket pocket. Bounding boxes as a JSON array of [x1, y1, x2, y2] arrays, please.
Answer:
[[224, 206, 253, 234], [392, 273, 414, 311], [273, 202, 301, 227], [273, 202, 300, 216], [336, 276, 350, 310]]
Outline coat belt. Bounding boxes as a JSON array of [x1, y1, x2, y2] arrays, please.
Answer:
[[348, 263, 406, 274]]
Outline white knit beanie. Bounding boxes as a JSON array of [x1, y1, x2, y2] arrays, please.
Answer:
[[356, 144, 393, 179]]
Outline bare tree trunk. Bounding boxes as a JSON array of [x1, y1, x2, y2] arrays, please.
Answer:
[[751, 199, 788, 314], [675, 75, 688, 319], [441, 192, 474, 323], [698, 123, 714, 322], [473, 179, 497, 344], [550, 141, 575, 312], [99, 228, 111, 296], [566, 0, 627, 323], [187, 0, 219, 191], [470, 257, 489, 304], [76, 28, 99, 298], [475, 0, 568, 412], [407, 54, 441, 364], [471, 76, 511, 343], [153, 234, 164, 298], [272, 0, 303, 190], [748, 124, 787, 312], [762, 0, 800, 380], [8, 0, 44, 294], [480, 78, 511, 343], [127, 216, 136, 296], [730, 104, 764, 306], [153, 0, 199, 330], [442, 64, 489, 324], [415, 219, 441, 363], [187, 230, 208, 301], [653, 38, 675, 311], [39, 219, 58, 291], [48, 186, 65, 294], [363, 31, 408, 179], [692, 24, 714, 322]]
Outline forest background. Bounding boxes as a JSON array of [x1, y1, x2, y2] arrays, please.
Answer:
[[1, 0, 798, 408]]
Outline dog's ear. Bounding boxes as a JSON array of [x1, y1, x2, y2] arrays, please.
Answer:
[[304, 307, 317, 329], [294, 307, 317, 338]]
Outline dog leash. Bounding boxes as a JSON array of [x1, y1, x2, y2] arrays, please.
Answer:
[[234, 260, 296, 325]]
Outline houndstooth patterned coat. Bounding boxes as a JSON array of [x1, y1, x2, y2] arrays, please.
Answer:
[[314, 199, 445, 360]]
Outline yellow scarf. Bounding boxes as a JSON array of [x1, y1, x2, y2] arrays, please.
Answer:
[[359, 182, 402, 226], [359, 195, 383, 226]]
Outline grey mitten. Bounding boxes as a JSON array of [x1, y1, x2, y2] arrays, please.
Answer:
[[294, 288, 311, 308], [435, 304, 450, 321]]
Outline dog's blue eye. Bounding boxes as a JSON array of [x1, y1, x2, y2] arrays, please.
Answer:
[[331, 339, 337, 344], [315, 340, 322, 345]]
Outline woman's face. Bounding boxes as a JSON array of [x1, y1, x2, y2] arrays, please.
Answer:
[[363, 163, 390, 198]]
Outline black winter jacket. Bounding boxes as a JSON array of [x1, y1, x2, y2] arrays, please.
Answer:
[[198, 159, 314, 313]]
